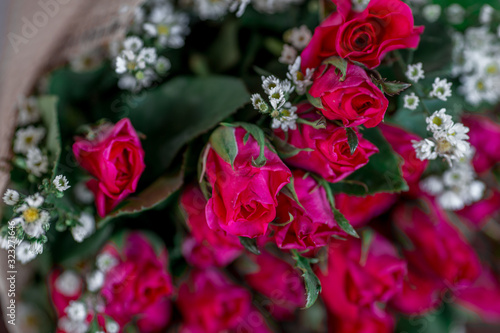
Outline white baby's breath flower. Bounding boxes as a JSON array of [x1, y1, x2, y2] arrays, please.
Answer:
[[138, 47, 157, 65], [143, 4, 190, 48], [406, 63, 425, 82], [261, 75, 281, 95], [268, 86, 286, 110], [106, 320, 120, 333], [26, 148, 49, 177], [287, 56, 314, 95], [3, 189, 19, 206], [278, 44, 297, 65], [123, 36, 143, 52], [53, 175, 70, 192], [446, 4, 465, 25], [16, 241, 38, 264], [194, 0, 231, 20], [55, 271, 82, 296], [13, 126, 46, 155], [426, 109, 453, 133], [413, 139, 437, 161], [420, 176, 444, 195], [286, 25, 312, 50], [155, 56, 171, 75], [403, 93, 420, 110], [429, 78, 452, 101], [65, 301, 87, 322], [29, 241, 44, 255], [17, 96, 40, 126], [479, 4, 494, 25], [96, 252, 118, 273], [423, 4, 441, 23], [58, 317, 88, 333], [71, 213, 95, 243], [271, 104, 298, 132], [438, 190, 464, 210], [15, 193, 49, 238], [86, 270, 105, 292]]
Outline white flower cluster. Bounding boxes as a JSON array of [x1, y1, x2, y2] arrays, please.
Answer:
[[451, 11, 500, 106], [286, 56, 314, 95], [412, 108, 471, 166], [279, 25, 312, 65], [252, 0, 304, 14], [141, 1, 190, 47], [420, 150, 485, 211], [251, 76, 298, 131], [429, 77, 452, 101], [193, 0, 251, 20]]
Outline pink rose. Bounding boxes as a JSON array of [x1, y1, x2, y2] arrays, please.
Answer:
[[178, 268, 271, 333], [309, 64, 388, 128], [457, 190, 500, 229], [270, 170, 346, 251], [328, 309, 394, 333], [275, 104, 378, 183], [205, 126, 291, 238], [180, 185, 243, 268], [334, 192, 397, 228], [316, 235, 406, 324], [73, 118, 145, 217], [100, 232, 173, 332], [301, 0, 424, 70], [392, 199, 481, 290], [243, 251, 305, 320], [462, 114, 500, 173], [379, 123, 428, 197]]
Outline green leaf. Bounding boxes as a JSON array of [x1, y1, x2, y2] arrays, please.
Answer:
[[329, 127, 408, 196], [209, 126, 239, 167], [306, 92, 324, 109], [270, 135, 314, 159], [360, 228, 375, 266], [322, 56, 348, 81], [333, 208, 359, 238], [239, 236, 261, 255], [345, 128, 359, 155], [223, 122, 267, 167], [379, 80, 412, 96], [38, 96, 61, 178], [291, 249, 322, 309], [281, 177, 305, 209], [98, 161, 185, 226], [127, 76, 250, 183]]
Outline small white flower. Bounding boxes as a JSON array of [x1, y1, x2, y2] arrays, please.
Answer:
[[55, 270, 82, 296], [123, 36, 143, 52], [194, 0, 231, 20], [15, 193, 49, 238], [268, 87, 286, 110], [403, 93, 420, 110], [287, 56, 314, 95], [352, 0, 370, 12], [271, 104, 298, 132], [479, 4, 494, 25], [3, 189, 19, 206], [413, 139, 437, 161], [261, 75, 281, 95], [286, 25, 312, 50], [65, 301, 87, 322], [26, 148, 49, 177], [426, 109, 453, 133], [143, 4, 190, 48], [86, 270, 105, 292], [251, 93, 269, 113], [58, 317, 89, 333], [446, 4, 465, 25], [29, 241, 44, 255], [138, 47, 157, 65], [53, 175, 70, 192], [106, 320, 120, 333], [429, 78, 452, 101], [279, 44, 297, 65], [71, 213, 95, 243], [155, 56, 171, 75], [467, 180, 485, 203], [406, 63, 425, 82], [115, 50, 146, 75], [96, 252, 118, 273], [423, 4, 441, 23], [420, 176, 444, 195], [13, 126, 46, 155], [17, 96, 40, 126], [438, 190, 464, 210], [74, 182, 94, 204], [16, 242, 38, 264]]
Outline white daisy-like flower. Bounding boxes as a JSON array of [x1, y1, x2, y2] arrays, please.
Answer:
[[17, 96, 41, 126], [419, 176, 444, 195], [426, 109, 453, 133], [123, 36, 143, 52], [13, 126, 46, 155], [65, 301, 87, 322], [479, 4, 494, 25], [138, 47, 157, 65], [15, 193, 49, 238], [286, 25, 312, 50], [271, 104, 298, 132], [55, 271, 82, 297], [117, 75, 138, 91], [53, 175, 70, 192], [422, 4, 441, 23], [0, 236, 9, 250], [3, 189, 20, 206], [268, 86, 286, 110], [26, 148, 49, 177], [86, 270, 104, 292], [29, 241, 44, 255], [405, 63, 425, 82], [16, 242, 38, 264], [155, 56, 171, 75], [403, 93, 420, 110], [287, 56, 314, 95], [279, 44, 297, 65], [446, 4, 465, 25], [143, 4, 190, 48], [250, 93, 269, 113], [71, 213, 95, 243], [429, 77, 453, 101], [96, 252, 118, 273], [412, 139, 437, 161], [466, 180, 486, 203], [106, 320, 120, 333], [115, 49, 146, 75], [261, 75, 281, 95]]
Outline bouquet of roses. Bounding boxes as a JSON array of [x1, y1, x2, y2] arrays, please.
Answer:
[[2, 0, 500, 332]]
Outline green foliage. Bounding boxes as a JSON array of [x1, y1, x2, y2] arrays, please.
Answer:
[[291, 249, 322, 309], [239, 236, 261, 255], [38, 96, 61, 178], [209, 126, 239, 167]]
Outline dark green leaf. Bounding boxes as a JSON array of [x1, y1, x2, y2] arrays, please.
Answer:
[[38, 96, 61, 178], [360, 228, 374, 266], [223, 122, 267, 167], [345, 128, 358, 155], [209, 126, 239, 167], [306, 92, 324, 109], [322, 56, 348, 81], [282, 177, 305, 209], [291, 249, 322, 309], [270, 135, 314, 159], [379, 80, 412, 96], [239, 236, 261, 255], [329, 127, 408, 195], [332, 207, 359, 238]]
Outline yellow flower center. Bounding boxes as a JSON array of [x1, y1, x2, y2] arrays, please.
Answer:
[[432, 117, 442, 126], [157, 24, 169, 36], [23, 207, 40, 223], [476, 81, 485, 91], [127, 61, 137, 71]]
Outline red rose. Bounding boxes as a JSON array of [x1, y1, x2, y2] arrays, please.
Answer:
[[462, 114, 500, 173], [180, 185, 243, 268], [334, 192, 397, 228], [271, 170, 346, 251], [309, 64, 388, 128], [205, 127, 291, 238], [72, 118, 145, 217], [301, 0, 424, 70], [379, 123, 428, 197], [275, 104, 378, 183]]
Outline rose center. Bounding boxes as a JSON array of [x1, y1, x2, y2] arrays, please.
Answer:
[[23, 207, 40, 223]]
